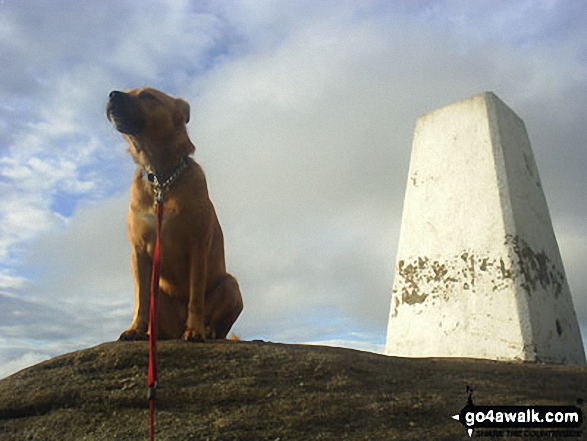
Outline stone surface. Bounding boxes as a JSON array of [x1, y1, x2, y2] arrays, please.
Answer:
[[386, 92, 585, 364], [0, 341, 586, 440]]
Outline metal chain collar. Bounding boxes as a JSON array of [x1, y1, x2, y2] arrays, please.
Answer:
[[144, 156, 190, 204]]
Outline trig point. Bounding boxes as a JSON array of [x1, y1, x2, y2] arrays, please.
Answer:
[[385, 92, 585, 364]]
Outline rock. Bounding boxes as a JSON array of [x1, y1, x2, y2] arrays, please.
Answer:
[[0, 340, 585, 440]]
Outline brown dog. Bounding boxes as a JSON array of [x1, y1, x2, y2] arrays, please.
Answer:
[[106, 88, 243, 342]]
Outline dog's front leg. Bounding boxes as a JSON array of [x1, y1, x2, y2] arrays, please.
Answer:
[[119, 246, 151, 341], [182, 248, 208, 342]]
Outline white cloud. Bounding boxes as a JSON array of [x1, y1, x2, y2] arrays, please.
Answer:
[[307, 338, 385, 355], [24, 194, 133, 315], [0, 352, 50, 379], [0, 269, 27, 292], [0, 189, 63, 261], [555, 217, 587, 325], [0, 194, 134, 380]]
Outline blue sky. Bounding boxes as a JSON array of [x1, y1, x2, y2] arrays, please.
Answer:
[[1, 0, 587, 378]]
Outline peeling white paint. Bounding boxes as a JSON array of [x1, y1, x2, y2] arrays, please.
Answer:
[[386, 92, 585, 364]]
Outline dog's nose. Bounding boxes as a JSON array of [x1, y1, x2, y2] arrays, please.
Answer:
[[109, 90, 126, 102]]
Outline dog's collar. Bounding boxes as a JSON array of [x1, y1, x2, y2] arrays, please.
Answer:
[[142, 156, 190, 204]]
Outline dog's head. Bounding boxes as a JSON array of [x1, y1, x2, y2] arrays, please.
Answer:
[[107, 88, 193, 165]]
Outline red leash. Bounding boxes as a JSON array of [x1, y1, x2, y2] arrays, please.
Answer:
[[148, 199, 164, 441], [145, 158, 188, 440]]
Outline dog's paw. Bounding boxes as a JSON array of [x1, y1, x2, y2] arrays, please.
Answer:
[[182, 328, 206, 342], [119, 329, 149, 341]]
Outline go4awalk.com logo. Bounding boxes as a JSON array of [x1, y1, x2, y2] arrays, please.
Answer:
[[452, 387, 583, 438]]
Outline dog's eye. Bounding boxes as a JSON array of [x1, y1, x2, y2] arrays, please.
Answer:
[[138, 91, 156, 101]]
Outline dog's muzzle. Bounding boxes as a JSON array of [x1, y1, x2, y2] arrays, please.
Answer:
[[106, 91, 145, 135]]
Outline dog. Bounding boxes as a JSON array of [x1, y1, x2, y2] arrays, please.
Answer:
[[106, 87, 243, 342]]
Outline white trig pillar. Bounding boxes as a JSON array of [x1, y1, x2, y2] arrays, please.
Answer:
[[385, 92, 585, 364]]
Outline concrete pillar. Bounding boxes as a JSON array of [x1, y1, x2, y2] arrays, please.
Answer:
[[385, 92, 585, 364]]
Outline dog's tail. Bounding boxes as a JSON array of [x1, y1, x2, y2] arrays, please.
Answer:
[[228, 333, 241, 341]]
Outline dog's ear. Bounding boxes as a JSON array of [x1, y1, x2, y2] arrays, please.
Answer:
[[176, 99, 190, 124]]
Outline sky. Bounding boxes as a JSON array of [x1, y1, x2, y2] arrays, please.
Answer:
[[1, 0, 586, 379]]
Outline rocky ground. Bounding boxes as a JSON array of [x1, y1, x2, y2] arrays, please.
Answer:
[[0, 340, 585, 440]]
